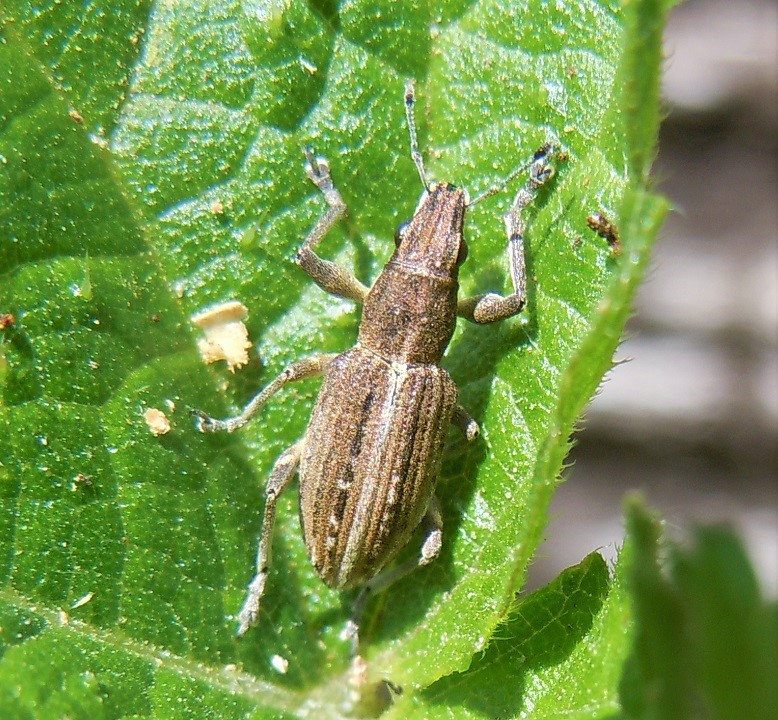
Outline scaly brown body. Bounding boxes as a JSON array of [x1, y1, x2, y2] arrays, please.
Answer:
[[301, 184, 464, 588]]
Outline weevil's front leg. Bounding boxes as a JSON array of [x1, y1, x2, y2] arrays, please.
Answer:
[[237, 439, 304, 636], [345, 497, 444, 650], [296, 147, 369, 303], [458, 144, 556, 324], [193, 354, 338, 433]]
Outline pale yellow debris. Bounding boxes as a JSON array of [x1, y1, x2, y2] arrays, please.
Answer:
[[144, 408, 171, 436], [191, 301, 252, 372]]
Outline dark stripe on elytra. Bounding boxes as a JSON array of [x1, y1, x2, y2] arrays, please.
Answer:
[[350, 390, 375, 459], [329, 389, 376, 571]]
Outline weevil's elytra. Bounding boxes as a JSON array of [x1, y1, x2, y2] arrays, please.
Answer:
[[301, 347, 458, 588], [194, 82, 557, 642]]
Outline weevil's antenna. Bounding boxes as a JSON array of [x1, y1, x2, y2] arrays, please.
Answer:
[[404, 81, 430, 191], [469, 142, 557, 207]]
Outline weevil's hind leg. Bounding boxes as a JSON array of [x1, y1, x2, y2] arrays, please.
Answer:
[[192, 354, 338, 434], [345, 497, 444, 652], [296, 148, 369, 303], [237, 439, 304, 636], [458, 144, 556, 324]]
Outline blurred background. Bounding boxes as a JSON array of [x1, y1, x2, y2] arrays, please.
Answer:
[[528, 0, 778, 596]]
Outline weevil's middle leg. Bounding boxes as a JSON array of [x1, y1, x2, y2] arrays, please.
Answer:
[[458, 144, 556, 324], [344, 497, 444, 651], [296, 148, 369, 303], [193, 354, 338, 433], [236, 439, 304, 636]]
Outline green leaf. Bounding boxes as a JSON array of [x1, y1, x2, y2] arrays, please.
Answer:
[[1, 0, 669, 716], [410, 551, 633, 719], [620, 500, 778, 720]]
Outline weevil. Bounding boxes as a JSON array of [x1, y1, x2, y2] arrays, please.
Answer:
[[194, 83, 557, 640]]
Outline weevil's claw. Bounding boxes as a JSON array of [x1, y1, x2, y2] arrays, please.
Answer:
[[383, 680, 402, 697], [303, 146, 331, 185], [529, 143, 556, 188], [534, 141, 555, 161], [236, 573, 267, 636], [535, 164, 555, 185], [190, 408, 216, 433]]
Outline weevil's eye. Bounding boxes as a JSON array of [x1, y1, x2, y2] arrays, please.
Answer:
[[455, 239, 469, 266], [394, 222, 409, 247]]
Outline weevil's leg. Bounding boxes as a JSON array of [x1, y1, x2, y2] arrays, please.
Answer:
[[236, 439, 304, 636], [458, 144, 556, 324], [193, 354, 338, 433], [452, 404, 480, 441], [296, 147, 369, 303], [345, 497, 444, 651]]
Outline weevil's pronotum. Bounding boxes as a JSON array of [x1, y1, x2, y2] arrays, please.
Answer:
[[194, 83, 557, 639]]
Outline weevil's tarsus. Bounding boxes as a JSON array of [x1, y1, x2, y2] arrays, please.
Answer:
[[404, 81, 430, 191], [298, 147, 369, 302], [452, 404, 480, 441], [193, 354, 337, 434], [237, 439, 304, 636], [458, 143, 556, 324]]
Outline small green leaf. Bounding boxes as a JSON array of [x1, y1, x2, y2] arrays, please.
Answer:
[[408, 550, 633, 719]]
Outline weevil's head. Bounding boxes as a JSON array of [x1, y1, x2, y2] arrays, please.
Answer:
[[391, 182, 468, 279]]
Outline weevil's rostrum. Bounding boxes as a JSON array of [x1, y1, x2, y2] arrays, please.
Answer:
[[194, 83, 557, 641]]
